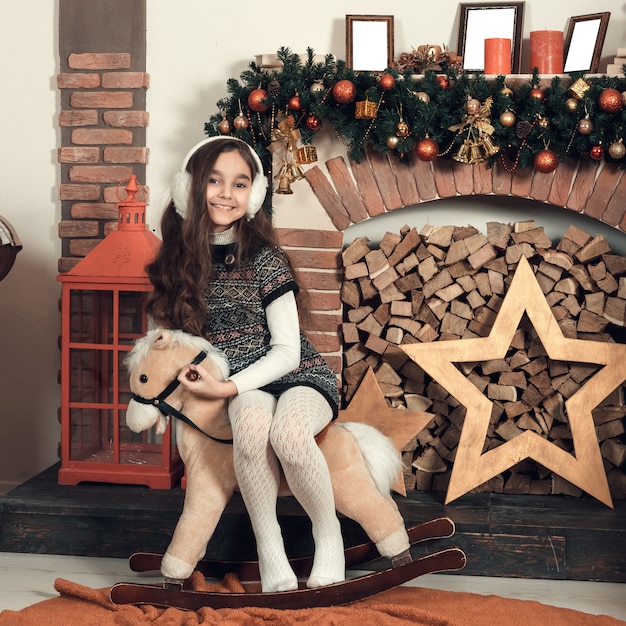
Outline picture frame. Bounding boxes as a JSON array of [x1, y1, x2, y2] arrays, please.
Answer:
[[346, 15, 394, 72], [457, 2, 525, 73], [563, 12, 611, 74]]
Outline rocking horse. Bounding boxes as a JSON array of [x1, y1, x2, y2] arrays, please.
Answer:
[[111, 328, 465, 610]]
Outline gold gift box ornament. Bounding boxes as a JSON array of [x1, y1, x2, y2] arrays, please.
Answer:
[[297, 145, 318, 164], [355, 98, 379, 120]]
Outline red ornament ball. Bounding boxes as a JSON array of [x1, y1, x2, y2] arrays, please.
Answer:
[[288, 95, 302, 111], [248, 88, 270, 113], [436, 75, 450, 90], [529, 88, 544, 101], [598, 88, 623, 113], [306, 114, 321, 131], [589, 145, 605, 161], [534, 149, 559, 173], [379, 73, 395, 90], [415, 138, 439, 161], [332, 79, 357, 104]]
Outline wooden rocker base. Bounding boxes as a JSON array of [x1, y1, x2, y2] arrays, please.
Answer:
[[110, 517, 466, 610]]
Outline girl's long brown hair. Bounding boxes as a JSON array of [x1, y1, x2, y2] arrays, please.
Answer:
[[146, 139, 278, 336]]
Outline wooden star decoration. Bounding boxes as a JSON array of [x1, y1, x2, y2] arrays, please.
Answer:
[[337, 367, 435, 495], [401, 255, 625, 508]]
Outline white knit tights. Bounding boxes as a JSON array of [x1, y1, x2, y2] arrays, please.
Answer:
[[228, 387, 345, 592]]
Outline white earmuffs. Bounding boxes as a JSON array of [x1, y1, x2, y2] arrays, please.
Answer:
[[171, 136, 268, 221]]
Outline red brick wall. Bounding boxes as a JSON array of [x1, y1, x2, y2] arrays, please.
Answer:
[[57, 53, 149, 272]]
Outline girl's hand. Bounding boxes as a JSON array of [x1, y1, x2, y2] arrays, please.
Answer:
[[178, 363, 237, 399]]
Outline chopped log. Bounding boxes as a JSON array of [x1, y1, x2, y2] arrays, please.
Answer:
[[412, 446, 447, 473], [601, 438, 626, 467], [467, 243, 496, 269], [541, 250, 574, 270], [365, 248, 389, 278], [576, 235, 612, 263], [342, 236, 371, 265], [486, 221, 512, 249]]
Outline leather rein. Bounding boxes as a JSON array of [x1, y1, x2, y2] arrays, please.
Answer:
[[131, 349, 234, 445]]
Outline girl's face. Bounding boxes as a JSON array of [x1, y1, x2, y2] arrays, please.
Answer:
[[204, 150, 253, 232]]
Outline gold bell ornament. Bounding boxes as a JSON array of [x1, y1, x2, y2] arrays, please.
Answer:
[[274, 163, 294, 195]]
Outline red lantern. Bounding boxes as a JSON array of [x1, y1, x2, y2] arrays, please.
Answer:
[[57, 177, 183, 489]]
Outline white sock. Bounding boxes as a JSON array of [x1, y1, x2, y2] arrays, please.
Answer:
[[272, 387, 345, 588], [229, 391, 297, 592]]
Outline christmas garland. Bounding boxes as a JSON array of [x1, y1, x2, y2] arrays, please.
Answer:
[[204, 47, 626, 192]]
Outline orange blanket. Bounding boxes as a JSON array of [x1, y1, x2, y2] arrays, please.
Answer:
[[0, 572, 624, 626]]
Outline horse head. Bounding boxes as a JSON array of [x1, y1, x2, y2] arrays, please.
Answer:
[[125, 328, 229, 435]]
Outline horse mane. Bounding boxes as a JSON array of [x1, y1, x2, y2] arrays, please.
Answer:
[[125, 328, 230, 380]]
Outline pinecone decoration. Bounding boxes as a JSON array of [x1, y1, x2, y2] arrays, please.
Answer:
[[268, 80, 282, 98], [515, 120, 533, 139]]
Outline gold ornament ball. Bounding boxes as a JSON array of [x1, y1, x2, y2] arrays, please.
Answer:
[[622, 91, 626, 106], [534, 148, 559, 173], [415, 137, 439, 161], [465, 98, 481, 115], [499, 110, 516, 127], [233, 114, 249, 130], [386, 135, 400, 149], [500, 86, 513, 97], [608, 140, 626, 160], [565, 97, 579, 112], [218, 118, 231, 134], [395, 121, 410, 137], [414, 91, 430, 103], [248, 88, 270, 113], [577, 117, 593, 135], [598, 88, 623, 113], [589, 145, 604, 161], [379, 73, 396, 91], [332, 79, 357, 104]]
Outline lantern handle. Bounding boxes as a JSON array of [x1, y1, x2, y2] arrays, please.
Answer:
[[116, 175, 147, 203]]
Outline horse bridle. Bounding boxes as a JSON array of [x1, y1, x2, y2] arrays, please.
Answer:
[[131, 349, 233, 445]]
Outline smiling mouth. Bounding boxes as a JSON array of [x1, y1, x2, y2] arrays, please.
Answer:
[[212, 203, 237, 211]]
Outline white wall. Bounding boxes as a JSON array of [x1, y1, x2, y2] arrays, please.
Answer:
[[0, 0, 625, 492], [0, 1, 60, 492]]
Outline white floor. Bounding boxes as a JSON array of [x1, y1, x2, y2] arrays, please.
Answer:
[[0, 551, 624, 620]]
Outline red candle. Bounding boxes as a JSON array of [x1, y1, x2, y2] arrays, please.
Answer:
[[484, 38, 511, 74], [530, 30, 564, 74]]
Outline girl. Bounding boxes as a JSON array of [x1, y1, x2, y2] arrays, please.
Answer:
[[146, 136, 345, 593]]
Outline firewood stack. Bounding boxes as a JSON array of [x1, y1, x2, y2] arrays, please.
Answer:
[[341, 221, 626, 499]]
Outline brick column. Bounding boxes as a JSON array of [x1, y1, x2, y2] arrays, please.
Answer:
[[57, 55, 149, 272], [57, 0, 147, 272]]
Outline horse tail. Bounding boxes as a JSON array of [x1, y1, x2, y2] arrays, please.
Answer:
[[338, 422, 403, 495]]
